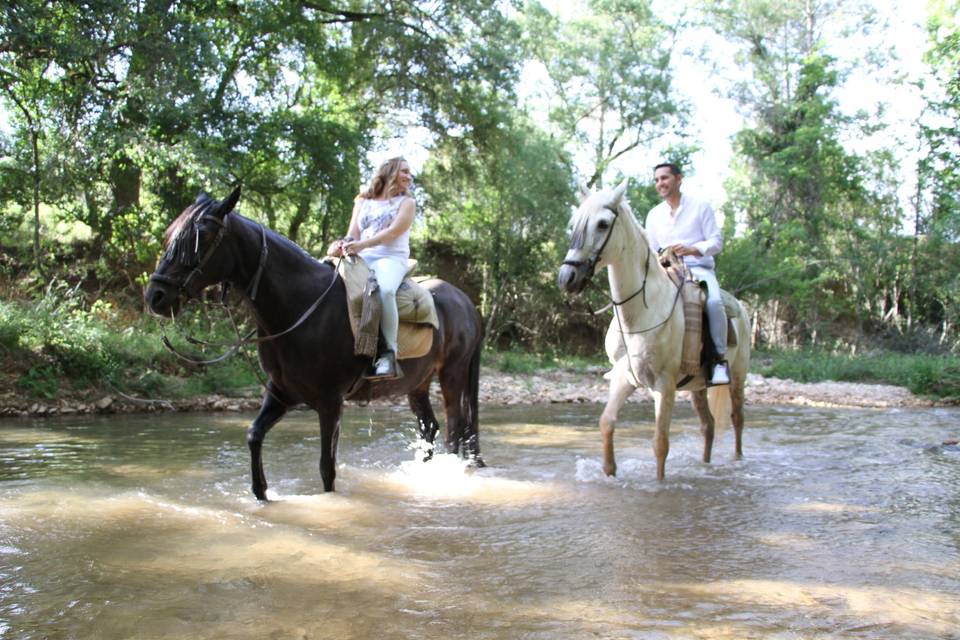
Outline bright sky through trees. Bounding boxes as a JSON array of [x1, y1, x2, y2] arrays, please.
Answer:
[[528, 0, 930, 217]]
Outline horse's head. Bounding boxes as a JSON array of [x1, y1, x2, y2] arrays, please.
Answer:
[[145, 187, 242, 317], [558, 179, 630, 294]]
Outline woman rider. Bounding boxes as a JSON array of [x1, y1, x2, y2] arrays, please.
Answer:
[[328, 157, 415, 380]]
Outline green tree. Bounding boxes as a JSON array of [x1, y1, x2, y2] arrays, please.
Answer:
[[708, 0, 900, 347], [522, 0, 687, 188], [418, 111, 575, 347], [910, 0, 960, 345], [0, 0, 523, 279]]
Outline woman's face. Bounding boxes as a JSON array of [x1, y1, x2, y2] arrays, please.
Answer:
[[395, 162, 413, 191]]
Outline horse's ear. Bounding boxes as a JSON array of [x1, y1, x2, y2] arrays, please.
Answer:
[[578, 180, 591, 203], [218, 186, 242, 217], [195, 192, 210, 204], [611, 178, 629, 205]]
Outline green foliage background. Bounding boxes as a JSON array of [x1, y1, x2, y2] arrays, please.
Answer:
[[1, 0, 958, 400]]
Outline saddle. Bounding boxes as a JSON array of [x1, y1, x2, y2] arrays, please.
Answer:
[[659, 250, 740, 378], [330, 256, 439, 361]]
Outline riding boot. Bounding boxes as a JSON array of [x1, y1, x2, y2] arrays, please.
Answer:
[[365, 350, 403, 381]]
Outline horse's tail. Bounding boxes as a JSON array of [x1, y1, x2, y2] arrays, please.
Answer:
[[463, 336, 483, 462], [707, 384, 732, 433]]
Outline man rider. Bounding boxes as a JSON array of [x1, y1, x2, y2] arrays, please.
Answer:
[[645, 162, 729, 385]]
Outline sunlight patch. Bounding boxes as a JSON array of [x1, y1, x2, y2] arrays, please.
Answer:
[[786, 501, 879, 514]]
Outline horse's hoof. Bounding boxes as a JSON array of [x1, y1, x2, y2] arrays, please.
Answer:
[[471, 455, 486, 468], [603, 464, 616, 477]]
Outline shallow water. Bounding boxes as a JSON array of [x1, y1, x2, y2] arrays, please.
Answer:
[[1, 402, 959, 639]]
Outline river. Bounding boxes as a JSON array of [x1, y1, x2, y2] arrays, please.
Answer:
[[1, 403, 958, 639]]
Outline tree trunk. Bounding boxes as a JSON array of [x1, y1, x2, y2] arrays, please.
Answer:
[[30, 128, 41, 271], [102, 153, 142, 249], [288, 194, 312, 244]]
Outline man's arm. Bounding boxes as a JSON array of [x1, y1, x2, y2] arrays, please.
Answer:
[[693, 202, 722, 257], [645, 205, 664, 253]]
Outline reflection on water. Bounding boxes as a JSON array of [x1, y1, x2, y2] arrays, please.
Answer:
[[1, 403, 959, 639]]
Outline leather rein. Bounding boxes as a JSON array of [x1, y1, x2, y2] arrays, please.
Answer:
[[565, 204, 682, 334], [150, 211, 339, 365]]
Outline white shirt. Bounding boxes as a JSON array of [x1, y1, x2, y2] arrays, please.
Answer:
[[357, 196, 411, 262], [645, 193, 722, 270]]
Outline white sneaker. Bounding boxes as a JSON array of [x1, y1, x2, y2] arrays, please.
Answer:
[[710, 362, 730, 386], [366, 351, 402, 381]]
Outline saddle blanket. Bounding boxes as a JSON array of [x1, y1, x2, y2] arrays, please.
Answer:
[[330, 256, 438, 361]]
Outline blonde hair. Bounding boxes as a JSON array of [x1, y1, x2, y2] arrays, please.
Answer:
[[358, 157, 410, 200]]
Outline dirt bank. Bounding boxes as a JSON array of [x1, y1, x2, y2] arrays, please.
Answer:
[[476, 369, 935, 409], [0, 368, 940, 418]]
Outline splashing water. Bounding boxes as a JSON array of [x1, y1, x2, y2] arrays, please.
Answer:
[[387, 438, 479, 498]]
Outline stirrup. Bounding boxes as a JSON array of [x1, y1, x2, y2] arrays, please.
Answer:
[[709, 360, 730, 386], [365, 351, 402, 381]]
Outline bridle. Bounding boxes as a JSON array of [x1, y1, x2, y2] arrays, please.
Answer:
[[563, 201, 686, 386], [148, 207, 339, 366], [564, 203, 656, 310], [563, 205, 619, 284], [149, 209, 268, 303]]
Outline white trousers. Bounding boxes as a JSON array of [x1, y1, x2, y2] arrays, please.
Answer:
[[689, 265, 728, 357], [367, 257, 407, 354]]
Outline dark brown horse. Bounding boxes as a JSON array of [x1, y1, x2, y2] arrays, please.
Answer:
[[144, 188, 484, 499]]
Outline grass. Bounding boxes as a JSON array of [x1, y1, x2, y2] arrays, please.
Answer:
[[0, 287, 259, 402], [752, 348, 960, 401], [483, 346, 606, 374], [485, 345, 960, 401]]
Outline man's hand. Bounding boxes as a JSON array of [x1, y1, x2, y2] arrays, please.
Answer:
[[670, 243, 702, 257]]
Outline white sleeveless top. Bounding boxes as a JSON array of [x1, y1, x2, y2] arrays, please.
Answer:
[[357, 196, 411, 262]]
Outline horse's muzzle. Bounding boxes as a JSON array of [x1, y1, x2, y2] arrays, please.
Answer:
[[144, 279, 182, 317], [558, 261, 590, 294]]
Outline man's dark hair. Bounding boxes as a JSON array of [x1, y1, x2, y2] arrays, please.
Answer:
[[654, 162, 682, 177]]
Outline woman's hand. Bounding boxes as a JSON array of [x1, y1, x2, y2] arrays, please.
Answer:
[[342, 239, 365, 255], [327, 236, 356, 257]]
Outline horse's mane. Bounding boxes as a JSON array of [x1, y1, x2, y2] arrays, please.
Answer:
[[164, 193, 323, 268], [613, 195, 654, 256], [164, 195, 216, 248]]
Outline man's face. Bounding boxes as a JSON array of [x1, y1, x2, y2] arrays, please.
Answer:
[[654, 167, 681, 200]]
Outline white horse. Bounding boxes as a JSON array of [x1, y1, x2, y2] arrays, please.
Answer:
[[558, 180, 750, 480]]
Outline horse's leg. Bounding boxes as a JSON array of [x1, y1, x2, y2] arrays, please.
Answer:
[[438, 363, 471, 458], [650, 387, 676, 481], [731, 375, 746, 459], [462, 342, 484, 465], [247, 387, 288, 501], [690, 388, 715, 463], [600, 362, 638, 477], [408, 380, 440, 461], [317, 394, 343, 492]]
